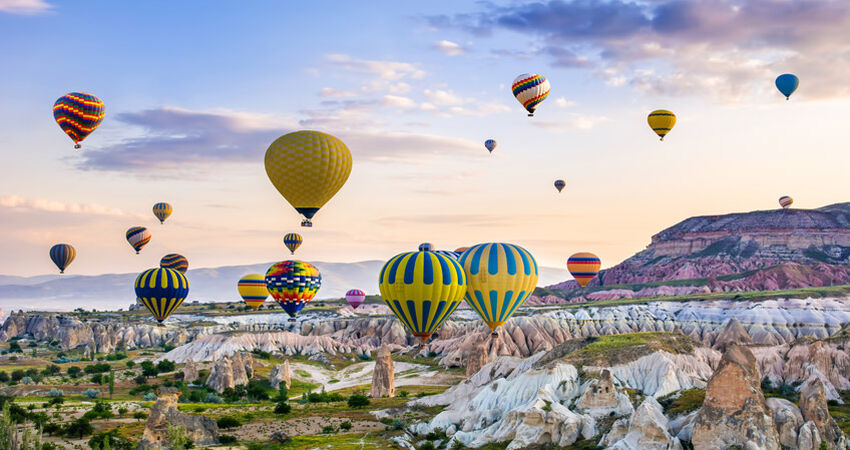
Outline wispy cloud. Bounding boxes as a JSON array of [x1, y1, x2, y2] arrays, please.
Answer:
[[325, 54, 425, 81], [435, 40, 465, 56], [0, 0, 51, 15], [0, 195, 142, 218], [318, 87, 357, 98]]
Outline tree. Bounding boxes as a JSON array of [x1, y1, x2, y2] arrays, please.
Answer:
[[63, 417, 94, 438], [125, 361, 135, 368], [216, 416, 241, 429], [8, 342, 22, 353], [156, 360, 175, 373], [347, 394, 370, 408], [167, 425, 191, 450], [273, 402, 291, 415], [108, 371, 114, 399], [82, 389, 100, 400], [340, 421, 352, 431], [140, 361, 158, 377], [0, 372, 7, 383], [132, 411, 147, 421], [67, 366, 82, 378], [88, 430, 134, 450], [90, 374, 103, 384], [276, 385, 288, 401]]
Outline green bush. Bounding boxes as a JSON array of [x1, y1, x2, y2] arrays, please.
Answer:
[[89, 374, 103, 384], [340, 421, 352, 431], [216, 416, 241, 429], [10, 370, 24, 381], [82, 389, 100, 399], [133, 411, 147, 420], [67, 366, 82, 378], [144, 392, 157, 401], [105, 353, 127, 361], [157, 360, 176, 373], [246, 379, 270, 401], [88, 429, 134, 449], [204, 393, 223, 403], [273, 402, 291, 414], [82, 401, 114, 420], [126, 361, 135, 368], [321, 425, 336, 434], [84, 363, 111, 374], [219, 435, 237, 444], [8, 342, 22, 353], [347, 394, 370, 408], [62, 417, 93, 438]]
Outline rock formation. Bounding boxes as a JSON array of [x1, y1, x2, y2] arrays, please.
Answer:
[[574, 369, 633, 417], [464, 341, 489, 377], [370, 344, 394, 398], [797, 421, 823, 450], [799, 379, 845, 450], [182, 358, 199, 384], [205, 353, 251, 393], [691, 344, 781, 450], [605, 397, 682, 450], [269, 360, 291, 390], [713, 316, 753, 351], [137, 387, 218, 449], [766, 397, 804, 448]]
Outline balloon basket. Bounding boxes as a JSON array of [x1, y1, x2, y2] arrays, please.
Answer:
[[288, 318, 296, 323], [74, 144, 81, 149], [490, 331, 499, 338]]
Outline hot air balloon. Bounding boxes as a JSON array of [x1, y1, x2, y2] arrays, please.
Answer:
[[554, 179, 565, 193], [152, 203, 172, 224], [238, 274, 270, 310], [265, 131, 352, 227], [458, 243, 538, 336], [49, 244, 75, 274], [418, 242, 433, 252], [160, 254, 188, 273], [648, 110, 676, 141], [126, 227, 151, 254], [134, 267, 189, 324], [485, 139, 497, 154], [779, 196, 794, 209], [283, 233, 303, 255], [512, 74, 550, 116], [775, 74, 799, 100], [379, 247, 466, 342], [53, 93, 105, 149], [345, 289, 365, 309], [265, 261, 322, 321], [455, 247, 469, 254], [567, 252, 601, 288]]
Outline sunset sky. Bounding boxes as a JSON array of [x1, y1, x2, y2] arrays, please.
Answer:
[[2, 0, 850, 277]]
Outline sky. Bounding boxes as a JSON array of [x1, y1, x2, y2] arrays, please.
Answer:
[[1, 0, 850, 277]]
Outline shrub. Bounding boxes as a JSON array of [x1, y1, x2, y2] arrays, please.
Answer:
[[47, 388, 63, 397], [118, 407, 128, 415], [62, 417, 94, 438], [8, 342, 22, 353], [0, 372, 7, 383], [133, 411, 147, 420], [321, 425, 336, 434], [84, 363, 111, 374], [398, 390, 409, 398], [216, 416, 241, 429], [42, 364, 61, 376], [340, 421, 352, 431], [134, 375, 148, 386], [251, 349, 271, 359], [391, 419, 406, 430], [204, 393, 223, 404], [273, 402, 291, 415], [88, 430, 134, 449], [82, 389, 100, 399], [140, 361, 158, 377], [90, 374, 103, 384], [246, 379, 270, 401], [347, 394, 370, 408], [20, 376, 32, 385], [43, 422, 61, 435], [418, 442, 437, 450], [82, 401, 114, 420], [144, 392, 157, 401], [156, 360, 176, 373], [276, 385, 288, 401], [10, 370, 24, 382], [219, 435, 237, 444], [105, 353, 127, 361], [126, 360, 135, 368], [357, 353, 372, 361], [67, 366, 82, 378]]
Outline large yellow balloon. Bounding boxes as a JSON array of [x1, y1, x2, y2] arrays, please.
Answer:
[[458, 243, 539, 335], [647, 110, 676, 141], [264, 131, 352, 226]]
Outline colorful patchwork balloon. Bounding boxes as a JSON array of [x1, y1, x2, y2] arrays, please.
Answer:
[[265, 260, 322, 321], [379, 247, 466, 342], [648, 110, 676, 141], [53, 93, 105, 148], [283, 233, 303, 255], [126, 227, 151, 254], [49, 243, 76, 274], [459, 243, 538, 336], [567, 252, 601, 288], [159, 253, 188, 273], [345, 289, 366, 309], [238, 274, 270, 310], [134, 267, 189, 323], [152, 202, 172, 224], [512, 74, 550, 116]]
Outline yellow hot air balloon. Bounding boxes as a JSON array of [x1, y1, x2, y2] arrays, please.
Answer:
[[264, 131, 352, 227], [458, 243, 538, 336], [238, 274, 269, 310], [647, 110, 676, 141]]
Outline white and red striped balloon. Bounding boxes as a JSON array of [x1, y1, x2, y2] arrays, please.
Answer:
[[345, 289, 366, 309]]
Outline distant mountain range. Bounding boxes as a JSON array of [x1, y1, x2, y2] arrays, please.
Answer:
[[548, 202, 850, 296], [0, 260, 571, 312]]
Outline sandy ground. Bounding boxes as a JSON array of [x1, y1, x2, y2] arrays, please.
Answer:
[[232, 415, 384, 440]]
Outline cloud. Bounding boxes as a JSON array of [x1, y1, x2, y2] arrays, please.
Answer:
[[0, 0, 51, 14], [431, 0, 850, 100], [532, 114, 609, 131], [381, 95, 417, 109], [325, 54, 425, 81], [435, 40, 465, 56], [554, 97, 577, 108], [318, 87, 357, 98], [423, 89, 469, 106], [0, 195, 142, 218]]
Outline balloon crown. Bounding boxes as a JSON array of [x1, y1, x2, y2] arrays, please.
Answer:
[[418, 242, 433, 252]]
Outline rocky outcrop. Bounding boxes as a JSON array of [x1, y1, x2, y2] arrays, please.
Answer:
[[269, 360, 290, 390], [464, 341, 489, 377], [605, 397, 682, 450], [692, 344, 780, 450], [754, 338, 850, 402], [766, 397, 804, 448], [600, 348, 719, 398], [137, 388, 218, 449], [183, 358, 199, 384], [713, 316, 753, 352], [370, 344, 394, 398], [574, 369, 633, 417], [205, 353, 252, 393], [799, 379, 846, 450], [798, 421, 823, 450]]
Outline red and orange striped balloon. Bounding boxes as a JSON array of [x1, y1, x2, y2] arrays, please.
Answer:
[[567, 252, 601, 288]]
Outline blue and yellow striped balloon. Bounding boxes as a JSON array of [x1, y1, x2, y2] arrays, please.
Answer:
[[160, 253, 188, 273], [283, 233, 303, 255], [49, 244, 76, 274], [152, 202, 172, 224], [378, 248, 466, 342], [134, 267, 189, 323], [458, 243, 539, 335], [238, 274, 269, 310]]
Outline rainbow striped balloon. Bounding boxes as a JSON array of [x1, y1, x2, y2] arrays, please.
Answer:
[[135, 267, 189, 323], [238, 274, 269, 310], [152, 202, 173, 224], [49, 244, 76, 274], [779, 196, 794, 209], [511, 74, 550, 116], [345, 289, 366, 309], [160, 253, 188, 273], [265, 260, 322, 320], [567, 252, 601, 288], [126, 227, 151, 254], [283, 233, 303, 255], [53, 93, 105, 148]]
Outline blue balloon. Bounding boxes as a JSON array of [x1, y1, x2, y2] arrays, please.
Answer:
[[775, 74, 799, 100]]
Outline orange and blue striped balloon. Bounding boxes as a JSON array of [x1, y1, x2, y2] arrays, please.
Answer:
[[53, 93, 105, 148], [134, 267, 189, 323], [779, 196, 793, 209], [567, 252, 601, 288], [238, 274, 269, 310], [283, 233, 303, 255], [126, 226, 151, 254], [160, 253, 188, 273], [49, 244, 76, 274], [265, 260, 321, 320]]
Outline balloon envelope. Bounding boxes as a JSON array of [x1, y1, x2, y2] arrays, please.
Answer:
[[345, 289, 366, 309], [152, 203, 172, 224], [647, 110, 676, 141], [775, 74, 799, 100], [160, 254, 188, 273], [238, 274, 269, 310], [265, 261, 322, 319], [779, 196, 794, 209], [126, 227, 151, 254], [134, 267, 189, 323], [567, 252, 601, 288], [379, 249, 466, 341], [264, 131, 352, 226], [49, 244, 75, 274], [53, 93, 105, 148], [458, 243, 538, 333], [512, 74, 550, 116], [283, 233, 303, 255], [485, 139, 497, 153], [554, 179, 565, 193]]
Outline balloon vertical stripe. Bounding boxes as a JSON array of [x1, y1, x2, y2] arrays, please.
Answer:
[[135, 267, 189, 323], [49, 244, 76, 274]]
